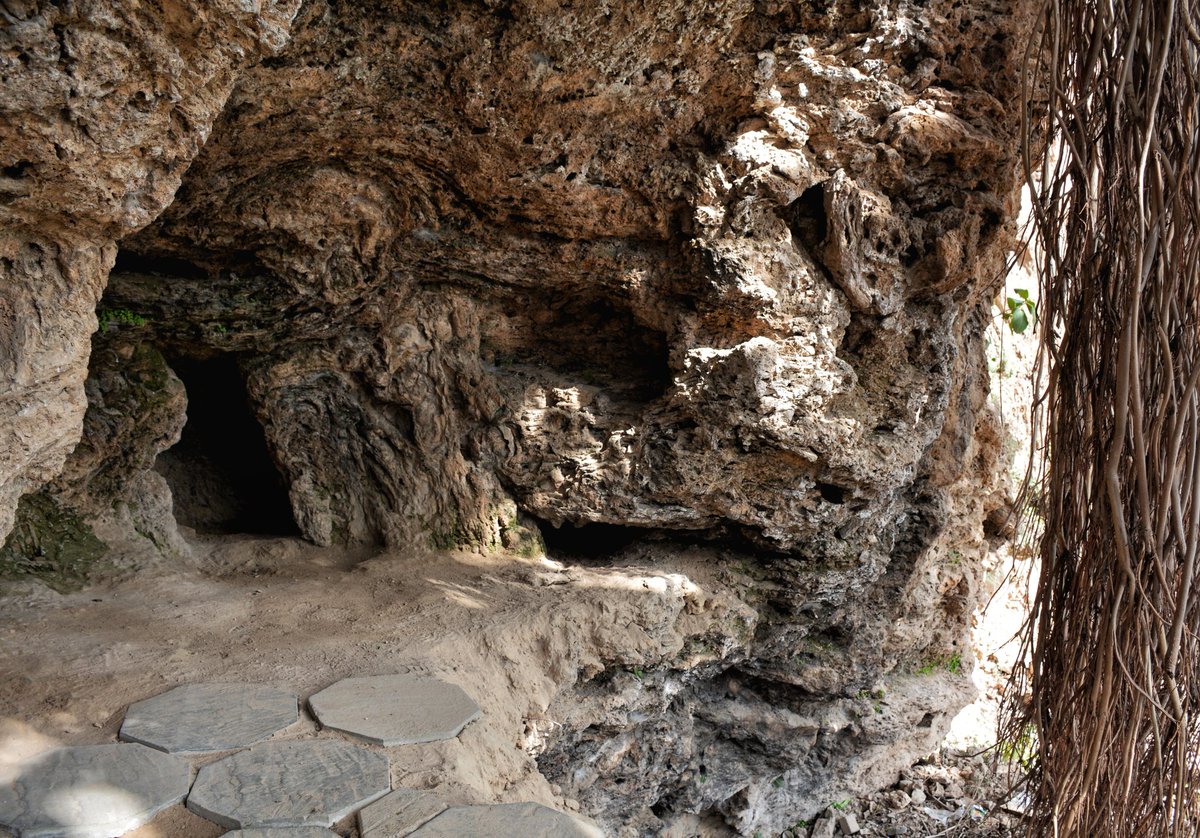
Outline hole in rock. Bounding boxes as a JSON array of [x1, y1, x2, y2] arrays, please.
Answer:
[[488, 292, 673, 404], [535, 519, 651, 562], [782, 181, 828, 254], [156, 354, 298, 536], [2, 160, 32, 179], [815, 482, 849, 504]]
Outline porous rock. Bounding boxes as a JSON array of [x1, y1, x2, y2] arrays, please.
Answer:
[[2, 0, 1032, 834]]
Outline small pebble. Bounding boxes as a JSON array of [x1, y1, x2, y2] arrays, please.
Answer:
[[909, 787, 926, 805], [836, 813, 860, 835], [810, 816, 836, 838], [883, 790, 910, 810]]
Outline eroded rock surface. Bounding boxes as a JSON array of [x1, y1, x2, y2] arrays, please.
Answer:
[[2, 0, 1029, 834], [0, 0, 302, 541]]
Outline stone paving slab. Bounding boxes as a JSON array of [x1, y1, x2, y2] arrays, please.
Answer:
[[222, 825, 340, 830], [187, 739, 389, 829], [120, 683, 299, 754], [308, 674, 480, 746], [409, 802, 605, 837], [358, 787, 447, 837], [0, 743, 192, 838]]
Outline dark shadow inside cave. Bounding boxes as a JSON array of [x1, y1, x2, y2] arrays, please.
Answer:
[[535, 519, 651, 563], [483, 291, 674, 404], [156, 354, 298, 536]]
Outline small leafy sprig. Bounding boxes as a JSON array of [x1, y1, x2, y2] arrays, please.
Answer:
[[1003, 288, 1037, 334]]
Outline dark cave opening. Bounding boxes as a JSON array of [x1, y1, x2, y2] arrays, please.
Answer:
[[483, 291, 674, 404], [535, 519, 651, 562], [113, 248, 210, 280], [156, 354, 298, 536], [782, 181, 829, 255]]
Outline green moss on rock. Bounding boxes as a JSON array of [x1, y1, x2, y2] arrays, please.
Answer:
[[0, 493, 107, 592]]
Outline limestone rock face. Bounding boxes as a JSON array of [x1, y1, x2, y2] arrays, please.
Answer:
[[0, 0, 302, 541], [2, 0, 1030, 833]]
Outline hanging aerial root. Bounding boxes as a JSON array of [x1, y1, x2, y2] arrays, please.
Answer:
[[1000, 0, 1200, 835]]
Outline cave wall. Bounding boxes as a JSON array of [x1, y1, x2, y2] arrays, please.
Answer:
[[1, 0, 1030, 833], [0, 0, 301, 542]]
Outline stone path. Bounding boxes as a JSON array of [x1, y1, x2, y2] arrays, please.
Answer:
[[187, 740, 390, 829], [0, 676, 604, 838], [308, 674, 481, 746], [358, 787, 447, 837], [120, 683, 298, 753], [409, 802, 606, 837], [0, 743, 191, 838]]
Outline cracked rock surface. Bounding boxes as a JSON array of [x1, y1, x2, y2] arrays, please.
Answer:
[[1, 0, 1032, 833]]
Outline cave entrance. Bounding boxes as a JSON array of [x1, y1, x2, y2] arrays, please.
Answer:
[[535, 519, 650, 563], [156, 354, 298, 536]]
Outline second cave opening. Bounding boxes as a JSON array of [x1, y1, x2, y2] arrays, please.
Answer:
[[156, 354, 299, 537]]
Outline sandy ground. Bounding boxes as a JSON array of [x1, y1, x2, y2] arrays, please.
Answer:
[[1, 535, 746, 837], [0, 525, 1039, 838]]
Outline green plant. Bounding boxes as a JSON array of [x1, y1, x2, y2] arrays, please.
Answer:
[[772, 776, 784, 789], [97, 307, 147, 332], [631, 666, 645, 680], [999, 722, 1038, 770], [1001, 288, 1036, 334], [917, 653, 963, 676], [211, 322, 228, 335], [831, 799, 850, 811]]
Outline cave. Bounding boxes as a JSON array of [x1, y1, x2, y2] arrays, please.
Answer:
[[535, 519, 652, 562], [0, 2, 1042, 836], [155, 354, 298, 537]]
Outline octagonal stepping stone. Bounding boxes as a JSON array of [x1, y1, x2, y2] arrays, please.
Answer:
[[358, 787, 447, 837], [409, 802, 605, 837], [187, 739, 389, 829], [308, 674, 480, 746], [120, 683, 299, 753], [223, 825, 338, 830], [0, 743, 191, 838]]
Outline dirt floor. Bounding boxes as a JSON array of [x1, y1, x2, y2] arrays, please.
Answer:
[[0, 528, 1033, 838], [0, 533, 753, 837]]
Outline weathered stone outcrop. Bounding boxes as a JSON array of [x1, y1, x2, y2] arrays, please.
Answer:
[[1, 0, 1029, 833], [0, 0, 301, 541]]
